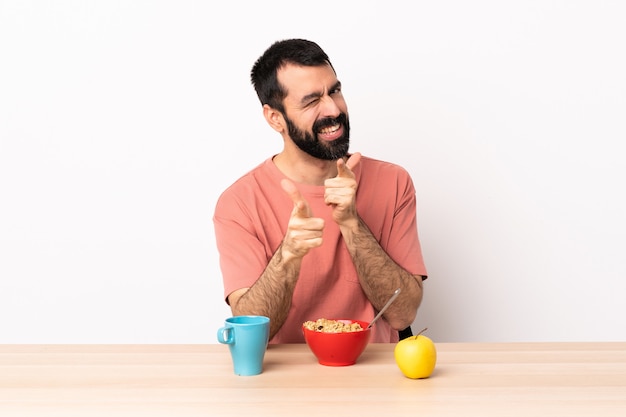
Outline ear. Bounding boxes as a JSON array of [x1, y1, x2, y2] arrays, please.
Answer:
[[263, 104, 285, 133]]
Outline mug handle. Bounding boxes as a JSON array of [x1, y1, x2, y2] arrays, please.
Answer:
[[217, 326, 234, 344]]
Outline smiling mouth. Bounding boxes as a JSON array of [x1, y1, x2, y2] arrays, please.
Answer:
[[318, 123, 340, 135]]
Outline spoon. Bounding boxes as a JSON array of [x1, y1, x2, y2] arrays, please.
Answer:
[[366, 288, 401, 330]]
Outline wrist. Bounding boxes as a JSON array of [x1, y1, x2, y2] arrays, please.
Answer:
[[275, 243, 304, 270], [339, 217, 367, 244]]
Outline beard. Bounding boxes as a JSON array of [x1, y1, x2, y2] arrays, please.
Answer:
[[285, 112, 350, 160]]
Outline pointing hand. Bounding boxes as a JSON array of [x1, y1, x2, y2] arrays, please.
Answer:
[[280, 179, 325, 259], [324, 153, 361, 226]]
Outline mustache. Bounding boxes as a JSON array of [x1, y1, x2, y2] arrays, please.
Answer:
[[313, 113, 348, 133]]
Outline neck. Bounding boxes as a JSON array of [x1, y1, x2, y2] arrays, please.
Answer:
[[273, 150, 339, 186]]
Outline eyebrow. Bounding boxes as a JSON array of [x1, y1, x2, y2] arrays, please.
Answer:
[[300, 81, 342, 106]]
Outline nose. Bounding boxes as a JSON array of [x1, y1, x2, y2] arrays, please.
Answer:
[[319, 94, 342, 118]]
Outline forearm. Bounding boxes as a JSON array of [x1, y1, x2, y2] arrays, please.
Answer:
[[230, 243, 302, 339], [340, 218, 423, 330]]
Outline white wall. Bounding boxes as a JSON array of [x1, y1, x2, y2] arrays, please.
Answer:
[[1, 1, 625, 343]]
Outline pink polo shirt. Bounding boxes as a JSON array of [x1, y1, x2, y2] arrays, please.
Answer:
[[213, 155, 427, 343]]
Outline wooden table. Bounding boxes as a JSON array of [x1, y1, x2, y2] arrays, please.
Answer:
[[1, 343, 625, 416]]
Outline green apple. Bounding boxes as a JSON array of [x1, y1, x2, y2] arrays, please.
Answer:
[[394, 328, 437, 379]]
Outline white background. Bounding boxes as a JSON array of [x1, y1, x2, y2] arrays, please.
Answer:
[[1, 1, 625, 343]]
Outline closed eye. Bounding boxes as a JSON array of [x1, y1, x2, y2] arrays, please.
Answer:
[[300, 81, 342, 108]]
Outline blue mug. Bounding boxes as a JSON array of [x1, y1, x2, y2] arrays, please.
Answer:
[[217, 315, 270, 376]]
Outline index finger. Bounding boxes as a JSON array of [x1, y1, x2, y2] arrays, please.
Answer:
[[281, 178, 311, 218], [337, 152, 362, 177]]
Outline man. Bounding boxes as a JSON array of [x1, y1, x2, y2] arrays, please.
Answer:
[[213, 39, 427, 343]]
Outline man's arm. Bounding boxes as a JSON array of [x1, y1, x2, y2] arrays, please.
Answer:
[[228, 178, 323, 340], [340, 217, 423, 330], [227, 244, 302, 340], [324, 154, 423, 330]]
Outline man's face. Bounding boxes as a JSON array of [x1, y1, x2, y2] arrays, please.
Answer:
[[278, 63, 350, 160], [284, 112, 350, 161]]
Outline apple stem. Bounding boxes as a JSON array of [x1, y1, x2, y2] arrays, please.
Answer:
[[416, 327, 428, 337]]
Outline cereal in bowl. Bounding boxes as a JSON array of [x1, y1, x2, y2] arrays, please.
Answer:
[[303, 318, 364, 333]]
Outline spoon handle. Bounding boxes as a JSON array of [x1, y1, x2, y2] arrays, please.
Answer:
[[367, 288, 401, 329]]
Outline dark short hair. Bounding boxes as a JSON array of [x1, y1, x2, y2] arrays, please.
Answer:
[[250, 39, 335, 113]]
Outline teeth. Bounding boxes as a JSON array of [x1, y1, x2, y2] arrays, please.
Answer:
[[319, 124, 340, 134]]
